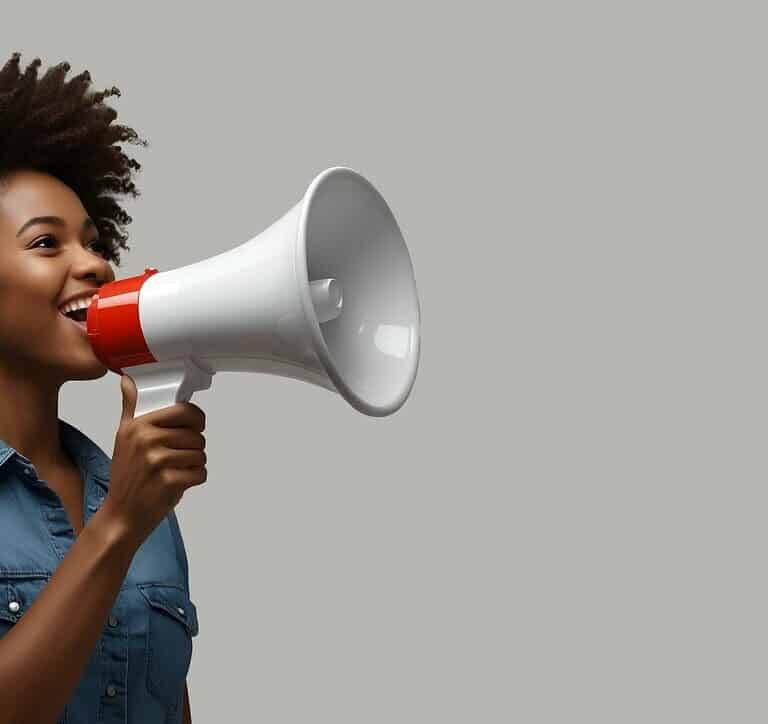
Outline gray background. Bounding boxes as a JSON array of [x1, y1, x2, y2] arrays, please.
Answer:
[[2, 1, 764, 721]]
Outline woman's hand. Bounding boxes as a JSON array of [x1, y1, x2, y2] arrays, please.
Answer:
[[101, 373, 207, 549]]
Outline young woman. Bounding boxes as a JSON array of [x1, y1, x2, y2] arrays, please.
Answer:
[[0, 52, 208, 724]]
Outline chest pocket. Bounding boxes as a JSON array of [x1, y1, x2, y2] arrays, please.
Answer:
[[0, 575, 68, 724], [138, 582, 199, 712], [0, 573, 49, 636]]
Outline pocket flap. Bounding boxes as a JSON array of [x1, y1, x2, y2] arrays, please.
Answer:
[[0, 574, 49, 625], [138, 583, 199, 637]]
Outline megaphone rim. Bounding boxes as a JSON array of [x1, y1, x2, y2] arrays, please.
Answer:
[[295, 166, 420, 417]]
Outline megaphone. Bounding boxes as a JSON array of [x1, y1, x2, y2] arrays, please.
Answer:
[[86, 166, 420, 419]]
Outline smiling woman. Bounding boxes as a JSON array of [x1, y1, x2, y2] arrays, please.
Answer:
[[0, 52, 196, 724]]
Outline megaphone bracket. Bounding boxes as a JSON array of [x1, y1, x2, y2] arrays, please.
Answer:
[[122, 357, 213, 420]]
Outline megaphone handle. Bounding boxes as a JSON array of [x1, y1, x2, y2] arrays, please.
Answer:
[[122, 358, 214, 419]]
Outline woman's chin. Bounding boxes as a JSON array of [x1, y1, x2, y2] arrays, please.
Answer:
[[62, 355, 110, 381], [88, 364, 109, 379]]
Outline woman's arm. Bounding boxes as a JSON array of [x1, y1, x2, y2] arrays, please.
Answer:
[[183, 680, 191, 724]]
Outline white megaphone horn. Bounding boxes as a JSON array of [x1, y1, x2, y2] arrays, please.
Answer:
[[86, 167, 421, 418]]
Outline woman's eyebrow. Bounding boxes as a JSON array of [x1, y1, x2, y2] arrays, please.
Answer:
[[16, 215, 96, 238]]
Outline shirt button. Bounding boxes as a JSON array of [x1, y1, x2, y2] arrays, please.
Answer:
[[23, 468, 32, 476], [8, 601, 20, 613], [106, 684, 117, 697], [177, 607, 185, 616], [108, 615, 119, 627]]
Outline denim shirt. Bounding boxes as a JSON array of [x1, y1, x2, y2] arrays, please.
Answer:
[[0, 418, 199, 723]]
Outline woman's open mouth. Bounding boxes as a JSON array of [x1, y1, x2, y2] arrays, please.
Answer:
[[60, 308, 88, 334]]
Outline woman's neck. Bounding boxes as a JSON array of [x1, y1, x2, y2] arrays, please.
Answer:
[[0, 366, 67, 471]]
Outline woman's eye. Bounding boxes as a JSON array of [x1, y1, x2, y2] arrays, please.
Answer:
[[31, 235, 109, 259], [31, 235, 56, 249]]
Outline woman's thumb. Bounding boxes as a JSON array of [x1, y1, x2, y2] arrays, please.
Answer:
[[120, 373, 137, 423]]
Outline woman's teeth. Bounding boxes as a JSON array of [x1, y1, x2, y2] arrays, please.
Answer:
[[59, 295, 95, 317]]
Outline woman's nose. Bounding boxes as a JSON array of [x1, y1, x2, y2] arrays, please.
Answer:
[[70, 246, 114, 283]]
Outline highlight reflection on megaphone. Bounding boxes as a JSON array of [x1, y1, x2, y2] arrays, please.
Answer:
[[85, 167, 420, 419]]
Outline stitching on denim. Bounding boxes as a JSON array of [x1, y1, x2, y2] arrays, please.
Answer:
[[145, 610, 189, 712]]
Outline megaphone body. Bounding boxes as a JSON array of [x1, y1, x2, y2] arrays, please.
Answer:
[[86, 167, 420, 418]]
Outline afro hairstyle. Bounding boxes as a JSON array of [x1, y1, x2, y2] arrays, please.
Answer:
[[0, 51, 149, 267]]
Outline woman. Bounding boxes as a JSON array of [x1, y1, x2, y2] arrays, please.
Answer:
[[0, 52, 208, 724]]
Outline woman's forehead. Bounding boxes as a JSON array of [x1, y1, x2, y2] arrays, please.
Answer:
[[0, 170, 84, 228]]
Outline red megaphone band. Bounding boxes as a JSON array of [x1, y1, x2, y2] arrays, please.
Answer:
[[86, 267, 160, 375]]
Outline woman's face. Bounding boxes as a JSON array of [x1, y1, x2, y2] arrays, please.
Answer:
[[0, 168, 117, 386]]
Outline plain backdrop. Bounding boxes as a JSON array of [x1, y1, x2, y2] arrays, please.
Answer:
[[2, 1, 765, 722]]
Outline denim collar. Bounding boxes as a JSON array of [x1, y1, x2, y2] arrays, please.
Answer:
[[0, 418, 111, 490]]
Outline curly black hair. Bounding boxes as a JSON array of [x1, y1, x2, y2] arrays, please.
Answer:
[[0, 51, 149, 267]]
